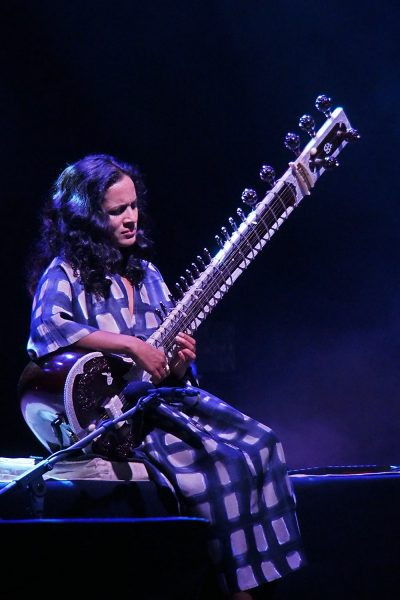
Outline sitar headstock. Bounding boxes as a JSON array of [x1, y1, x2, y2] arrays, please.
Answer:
[[241, 93, 360, 209]]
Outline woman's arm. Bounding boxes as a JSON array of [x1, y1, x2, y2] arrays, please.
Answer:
[[73, 329, 197, 384], [72, 330, 169, 384]]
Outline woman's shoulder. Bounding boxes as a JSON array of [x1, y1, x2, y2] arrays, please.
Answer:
[[139, 261, 172, 302], [142, 260, 164, 282], [40, 257, 80, 285]]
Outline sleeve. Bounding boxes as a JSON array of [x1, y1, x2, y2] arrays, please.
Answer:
[[27, 264, 98, 359]]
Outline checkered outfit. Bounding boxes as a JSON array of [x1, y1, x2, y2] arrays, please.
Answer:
[[28, 257, 305, 595]]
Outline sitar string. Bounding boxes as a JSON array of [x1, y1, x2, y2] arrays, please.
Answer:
[[156, 183, 298, 353]]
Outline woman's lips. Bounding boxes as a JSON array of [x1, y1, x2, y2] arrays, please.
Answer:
[[122, 230, 136, 238]]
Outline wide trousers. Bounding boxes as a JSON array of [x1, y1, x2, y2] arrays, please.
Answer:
[[138, 388, 306, 595]]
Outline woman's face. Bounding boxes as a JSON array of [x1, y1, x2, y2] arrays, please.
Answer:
[[102, 174, 138, 247]]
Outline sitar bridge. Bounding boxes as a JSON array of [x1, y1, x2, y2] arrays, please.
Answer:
[[290, 161, 314, 196]]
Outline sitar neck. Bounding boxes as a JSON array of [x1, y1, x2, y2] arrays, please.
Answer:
[[147, 102, 358, 358]]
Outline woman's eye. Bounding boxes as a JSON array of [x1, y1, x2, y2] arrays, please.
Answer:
[[109, 206, 124, 216], [107, 201, 136, 217]]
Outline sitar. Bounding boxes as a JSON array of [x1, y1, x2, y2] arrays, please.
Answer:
[[19, 94, 359, 457]]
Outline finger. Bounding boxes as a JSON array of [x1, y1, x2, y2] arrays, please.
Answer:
[[177, 349, 196, 363], [176, 332, 196, 344], [175, 337, 196, 352], [158, 363, 170, 379]]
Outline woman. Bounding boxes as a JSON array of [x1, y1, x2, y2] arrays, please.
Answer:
[[27, 154, 305, 599]]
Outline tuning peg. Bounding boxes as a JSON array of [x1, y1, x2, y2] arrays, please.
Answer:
[[337, 126, 361, 143], [241, 188, 258, 207], [179, 275, 189, 291], [284, 132, 301, 156], [237, 207, 246, 222], [203, 248, 212, 264], [191, 262, 200, 278], [168, 293, 178, 306], [299, 114, 316, 137], [315, 94, 333, 118], [159, 301, 169, 316], [221, 226, 230, 241], [215, 234, 224, 249], [155, 307, 164, 322], [196, 255, 206, 270], [228, 216, 238, 231], [175, 282, 184, 298], [309, 155, 339, 171], [259, 164, 276, 188], [184, 269, 194, 284]]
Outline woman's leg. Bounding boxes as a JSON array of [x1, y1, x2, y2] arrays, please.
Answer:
[[141, 390, 305, 596]]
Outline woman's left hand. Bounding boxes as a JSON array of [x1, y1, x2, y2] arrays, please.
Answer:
[[169, 331, 197, 379]]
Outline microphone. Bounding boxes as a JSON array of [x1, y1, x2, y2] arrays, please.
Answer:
[[152, 386, 199, 399], [122, 380, 156, 403], [122, 381, 199, 409], [150, 386, 199, 410]]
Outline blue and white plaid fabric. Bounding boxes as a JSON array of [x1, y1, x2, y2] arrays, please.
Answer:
[[142, 392, 305, 594], [28, 257, 173, 359], [28, 258, 305, 594]]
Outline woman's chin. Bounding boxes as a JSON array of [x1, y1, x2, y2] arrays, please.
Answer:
[[118, 236, 137, 248]]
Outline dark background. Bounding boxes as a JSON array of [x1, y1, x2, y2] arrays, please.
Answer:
[[1, 0, 399, 470]]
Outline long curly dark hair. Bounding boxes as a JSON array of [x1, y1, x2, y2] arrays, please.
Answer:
[[27, 154, 154, 298]]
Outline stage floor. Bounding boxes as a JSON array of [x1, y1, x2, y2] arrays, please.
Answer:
[[1, 461, 399, 599]]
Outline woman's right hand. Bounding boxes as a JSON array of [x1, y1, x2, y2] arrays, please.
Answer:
[[129, 337, 169, 384], [72, 330, 169, 384]]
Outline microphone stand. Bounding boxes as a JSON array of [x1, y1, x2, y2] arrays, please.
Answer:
[[0, 386, 198, 517]]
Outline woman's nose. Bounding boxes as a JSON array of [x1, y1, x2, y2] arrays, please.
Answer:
[[124, 206, 137, 221]]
